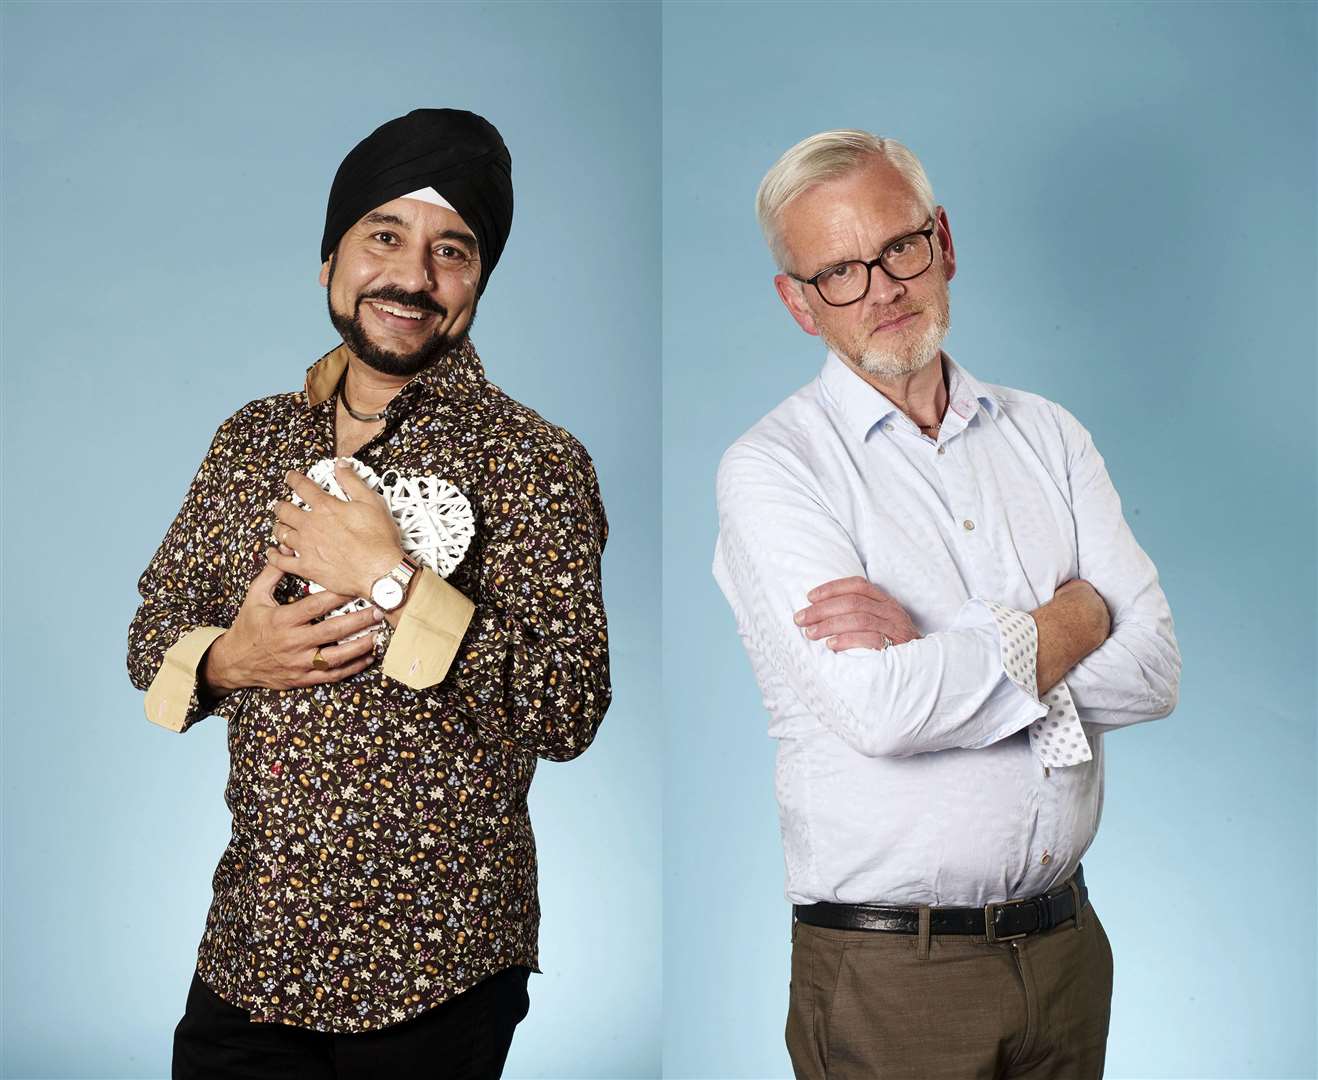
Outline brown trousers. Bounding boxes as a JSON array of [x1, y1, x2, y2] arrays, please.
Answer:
[[786, 900, 1113, 1079]]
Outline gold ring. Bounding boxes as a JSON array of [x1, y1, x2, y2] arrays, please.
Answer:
[[311, 648, 329, 671]]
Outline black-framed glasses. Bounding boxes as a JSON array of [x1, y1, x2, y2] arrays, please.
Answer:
[[791, 220, 936, 306]]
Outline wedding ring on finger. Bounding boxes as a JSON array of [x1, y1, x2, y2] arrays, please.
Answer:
[[880, 633, 893, 649], [311, 648, 330, 671]]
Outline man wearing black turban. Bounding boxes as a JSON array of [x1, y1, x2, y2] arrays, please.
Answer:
[[320, 107, 514, 382], [129, 109, 611, 1078]]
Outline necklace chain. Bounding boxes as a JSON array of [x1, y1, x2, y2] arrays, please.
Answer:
[[337, 371, 387, 422]]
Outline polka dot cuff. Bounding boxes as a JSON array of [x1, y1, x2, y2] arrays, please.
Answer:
[[982, 600, 1092, 770]]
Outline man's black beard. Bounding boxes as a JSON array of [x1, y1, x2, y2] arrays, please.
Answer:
[[325, 255, 476, 378]]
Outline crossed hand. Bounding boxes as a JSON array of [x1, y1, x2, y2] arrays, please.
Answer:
[[268, 460, 404, 600], [201, 461, 406, 694], [794, 576, 922, 651]]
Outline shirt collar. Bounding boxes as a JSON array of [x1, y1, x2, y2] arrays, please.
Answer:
[[818, 348, 1001, 440], [303, 338, 486, 410]]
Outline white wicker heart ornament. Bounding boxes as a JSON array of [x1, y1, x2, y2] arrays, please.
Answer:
[[287, 457, 475, 641]]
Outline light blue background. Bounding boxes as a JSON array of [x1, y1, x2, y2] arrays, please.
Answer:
[[663, 3, 1315, 1079], [1, 3, 658, 1078]]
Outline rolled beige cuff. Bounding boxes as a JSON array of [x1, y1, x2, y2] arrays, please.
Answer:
[[381, 566, 475, 690], [144, 625, 229, 732]]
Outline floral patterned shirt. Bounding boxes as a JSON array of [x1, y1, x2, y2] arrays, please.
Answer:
[[126, 340, 610, 1033]]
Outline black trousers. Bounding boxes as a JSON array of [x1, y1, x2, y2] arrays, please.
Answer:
[[172, 966, 531, 1080]]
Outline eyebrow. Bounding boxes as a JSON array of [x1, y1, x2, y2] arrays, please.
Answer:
[[808, 217, 932, 278], [363, 211, 409, 229], [361, 213, 478, 250]]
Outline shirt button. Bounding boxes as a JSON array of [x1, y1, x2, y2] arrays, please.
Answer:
[[937, 445, 946, 455], [884, 422, 894, 432], [1041, 851, 1052, 865], [963, 519, 975, 531]]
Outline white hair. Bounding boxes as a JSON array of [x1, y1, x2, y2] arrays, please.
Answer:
[[755, 130, 936, 272]]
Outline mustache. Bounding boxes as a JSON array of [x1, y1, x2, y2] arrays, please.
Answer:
[[357, 286, 447, 318], [872, 307, 919, 325]]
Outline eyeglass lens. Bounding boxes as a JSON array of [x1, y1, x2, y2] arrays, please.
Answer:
[[815, 233, 932, 305]]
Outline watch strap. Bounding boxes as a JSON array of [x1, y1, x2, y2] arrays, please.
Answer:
[[389, 552, 420, 588]]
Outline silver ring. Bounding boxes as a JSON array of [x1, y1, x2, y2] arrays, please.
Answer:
[[880, 633, 893, 649]]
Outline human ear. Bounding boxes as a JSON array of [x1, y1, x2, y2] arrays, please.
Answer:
[[774, 274, 820, 336], [934, 206, 956, 283]]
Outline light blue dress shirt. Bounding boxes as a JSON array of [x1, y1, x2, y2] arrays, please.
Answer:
[[713, 350, 1180, 906]]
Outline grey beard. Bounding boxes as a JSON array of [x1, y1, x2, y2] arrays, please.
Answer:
[[831, 302, 951, 380]]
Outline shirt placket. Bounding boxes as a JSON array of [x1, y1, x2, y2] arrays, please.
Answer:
[[931, 412, 1003, 602], [935, 403, 1069, 884]]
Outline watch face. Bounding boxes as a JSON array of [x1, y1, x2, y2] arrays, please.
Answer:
[[372, 577, 404, 610]]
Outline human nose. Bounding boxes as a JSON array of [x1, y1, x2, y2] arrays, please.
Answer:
[[862, 264, 905, 307], [389, 244, 435, 293]]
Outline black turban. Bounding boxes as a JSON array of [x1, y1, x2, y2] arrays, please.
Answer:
[[321, 108, 513, 295]]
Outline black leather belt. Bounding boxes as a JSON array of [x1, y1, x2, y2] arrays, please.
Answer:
[[794, 864, 1086, 944]]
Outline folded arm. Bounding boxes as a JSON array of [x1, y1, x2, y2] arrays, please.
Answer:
[[132, 417, 452, 734], [379, 435, 612, 762], [127, 420, 246, 733], [714, 443, 1060, 758], [1052, 404, 1181, 733]]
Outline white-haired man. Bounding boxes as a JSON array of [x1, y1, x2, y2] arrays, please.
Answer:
[[713, 130, 1180, 1077]]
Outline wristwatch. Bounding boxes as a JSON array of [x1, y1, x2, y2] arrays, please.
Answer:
[[369, 552, 420, 612]]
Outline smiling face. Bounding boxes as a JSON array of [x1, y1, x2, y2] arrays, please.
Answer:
[[773, 156, 956, 380], [319, 196, 482, 377]]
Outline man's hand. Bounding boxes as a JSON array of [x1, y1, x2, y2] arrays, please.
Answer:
[[794, 576, 923, 651], [201, 560, 386, 695], [269, 460, 404, 599]]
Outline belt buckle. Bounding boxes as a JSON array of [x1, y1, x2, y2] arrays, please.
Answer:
[[984, 896, 1042, 944]]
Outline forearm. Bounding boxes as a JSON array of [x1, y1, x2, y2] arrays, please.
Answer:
[[1064, 613, 1181, 729], [197, 636, 235, 707], [1061, 566, 1180, 728], [714, 528, 1045, 756], [1050, 401, 1181, 729], [438, 607, 612, 760], [1030, 581, 1110, 697], [377, 442, 611, 759]]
